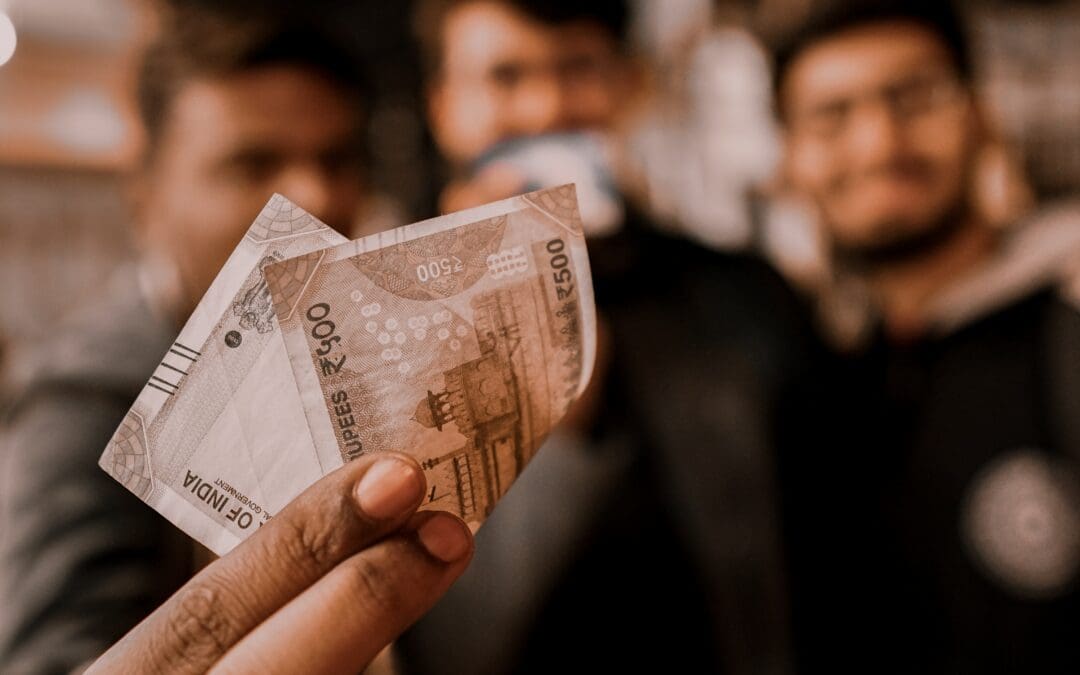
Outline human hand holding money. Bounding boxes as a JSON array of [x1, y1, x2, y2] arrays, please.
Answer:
[[100, 185, 595, 555], [88, 453, 473, 675]]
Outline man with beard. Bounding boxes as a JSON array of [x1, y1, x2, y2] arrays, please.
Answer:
[[774, 2, 1080, 672]]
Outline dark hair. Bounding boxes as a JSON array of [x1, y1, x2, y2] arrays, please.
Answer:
[[771, 0, 972, 98], [413, 0, 631, 78], [137, 8, 369, 163]]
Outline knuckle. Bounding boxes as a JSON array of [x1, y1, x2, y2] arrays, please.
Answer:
[[163, 583, 241, 666], [278, 496, 353, 573]]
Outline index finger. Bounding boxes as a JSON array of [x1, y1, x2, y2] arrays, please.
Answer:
[[88, 453, 425, 675]]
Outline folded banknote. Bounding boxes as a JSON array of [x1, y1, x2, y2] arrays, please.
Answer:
[[99, 185, 595, 555]]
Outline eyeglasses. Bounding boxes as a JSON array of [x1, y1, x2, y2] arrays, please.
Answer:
[[789, 72, 967, 141]]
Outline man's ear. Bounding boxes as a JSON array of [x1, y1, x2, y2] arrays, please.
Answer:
[[126, 165, 154, 249], [966, 98, 1034, 229], [126, 150, 171, 256]]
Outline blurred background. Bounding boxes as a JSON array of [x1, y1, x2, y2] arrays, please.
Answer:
[[1, 0, 1078, 403], [2, 1, 1080, 669]]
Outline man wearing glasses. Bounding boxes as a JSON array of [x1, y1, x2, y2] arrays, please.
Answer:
[[774, 1, 1080, 672]]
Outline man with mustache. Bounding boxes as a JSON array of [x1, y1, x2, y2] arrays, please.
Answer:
[[774, 1, 1080, 671]]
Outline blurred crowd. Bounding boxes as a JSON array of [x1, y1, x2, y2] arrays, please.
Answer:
[[3, 0, 1080, 673]]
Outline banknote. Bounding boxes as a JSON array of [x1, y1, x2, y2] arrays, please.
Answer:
[[266, 184, 595, 530], [99, 195, 347, 555]]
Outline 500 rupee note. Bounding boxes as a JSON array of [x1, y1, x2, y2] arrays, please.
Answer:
[[267, 184, 595, 530]]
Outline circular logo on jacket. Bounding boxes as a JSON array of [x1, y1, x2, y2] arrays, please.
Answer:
[[962, 449, 1080, 598]]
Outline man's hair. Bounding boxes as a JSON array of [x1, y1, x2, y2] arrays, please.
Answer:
[[413, 0, 631, 78], [137, 8, 369, 162], [771, 0, 973, 97]]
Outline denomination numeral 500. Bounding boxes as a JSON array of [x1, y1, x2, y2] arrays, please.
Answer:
[[306, 303, 341, 355], [547, 239, 572, 284], [416, 257, 464, 283]]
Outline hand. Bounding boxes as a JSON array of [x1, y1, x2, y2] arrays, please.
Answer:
[[87, 453, 473, 675]]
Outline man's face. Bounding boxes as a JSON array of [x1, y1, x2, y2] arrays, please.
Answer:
[[783, 22, 980, 257], [138, 65, 365, 311], [428, 1, 633, 166]]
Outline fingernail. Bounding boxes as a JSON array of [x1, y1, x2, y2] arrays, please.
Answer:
[[355, 458, 423, 520], [417, 514, 472, 563]]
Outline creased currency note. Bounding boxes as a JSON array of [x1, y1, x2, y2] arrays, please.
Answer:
[[266, 184, 595, 530], [99, 195, 347, 555]]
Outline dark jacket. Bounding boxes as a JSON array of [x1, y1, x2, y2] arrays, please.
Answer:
[[780, 206, 1080, 674], [399, 224, 816, 675], [0, 269, 192, 674]]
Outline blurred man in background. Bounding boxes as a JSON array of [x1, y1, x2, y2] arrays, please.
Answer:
[[131, 11, 367, 323], [0, 9, 370, 671], [415, 0, 643, 219], [399, 2, 814, 674], [773, 1, 1080, 672]]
